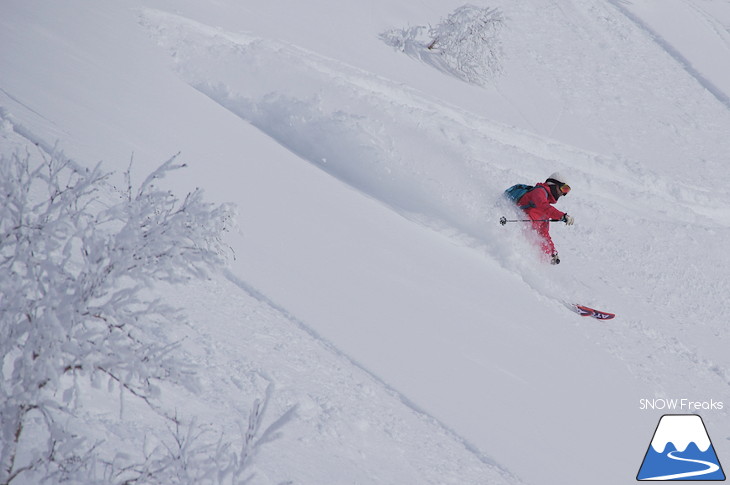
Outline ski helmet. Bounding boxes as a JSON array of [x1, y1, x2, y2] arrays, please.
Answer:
[[545, 172, 571, 197], [546, 172, 568, 185]]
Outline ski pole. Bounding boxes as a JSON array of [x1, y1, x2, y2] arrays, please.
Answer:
[[499, 216, 561, 226]]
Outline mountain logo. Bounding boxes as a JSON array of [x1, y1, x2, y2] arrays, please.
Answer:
[[637, 414, 726, 481]]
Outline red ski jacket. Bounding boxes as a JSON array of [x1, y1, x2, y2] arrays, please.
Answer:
[[516, 183, 566, 255]]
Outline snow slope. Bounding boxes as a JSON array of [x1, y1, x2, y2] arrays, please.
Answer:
[[2, 0, 730, 484]]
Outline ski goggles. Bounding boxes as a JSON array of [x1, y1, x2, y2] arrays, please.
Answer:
[[559, 183, 571, 196]]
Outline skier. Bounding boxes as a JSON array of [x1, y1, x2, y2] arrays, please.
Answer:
[[511, 172, 574, 264]]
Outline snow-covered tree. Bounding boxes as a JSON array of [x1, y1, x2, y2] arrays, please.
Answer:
[[381, 5, 504, 86], [0, 149, 235, 484]]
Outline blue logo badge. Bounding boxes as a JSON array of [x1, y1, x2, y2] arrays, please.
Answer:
[[637, 414, 725, 481]]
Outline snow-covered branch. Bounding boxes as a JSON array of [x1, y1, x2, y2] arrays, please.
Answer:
[[0, 149, 236, 484], [381, 5, 504, 86]]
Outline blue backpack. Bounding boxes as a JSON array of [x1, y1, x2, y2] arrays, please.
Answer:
[[504, 184, 547, 209]]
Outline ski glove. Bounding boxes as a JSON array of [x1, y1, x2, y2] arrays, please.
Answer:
[[562, 214, 574, 225], [550, 252, 560, 265]]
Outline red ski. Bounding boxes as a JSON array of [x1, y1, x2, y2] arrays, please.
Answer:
[[571, 304, 615, 320]]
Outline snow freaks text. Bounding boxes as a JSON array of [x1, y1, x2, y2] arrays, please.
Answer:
[[639, 399, 724, 411]]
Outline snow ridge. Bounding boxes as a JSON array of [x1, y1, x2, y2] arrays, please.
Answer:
[[606, 0, 730, 111], [222, 270, 523, 484]]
